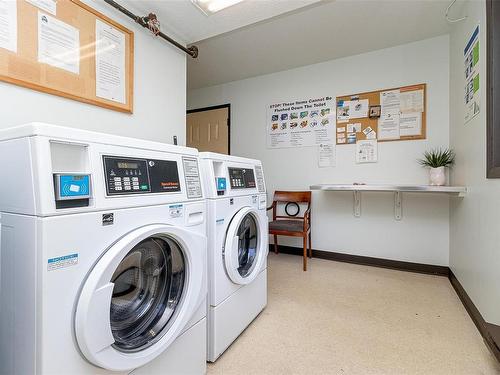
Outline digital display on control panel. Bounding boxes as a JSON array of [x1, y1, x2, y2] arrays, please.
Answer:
[[103, 156, 181, 196], [228, 167, 256, 189], [117, 162, 139, 169]]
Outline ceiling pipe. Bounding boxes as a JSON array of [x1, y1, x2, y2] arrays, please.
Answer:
[[103, 0, 199, 58]]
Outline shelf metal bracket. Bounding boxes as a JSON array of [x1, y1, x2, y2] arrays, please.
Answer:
[[353, 191, 361, 218], [394, 191, 402, 220]]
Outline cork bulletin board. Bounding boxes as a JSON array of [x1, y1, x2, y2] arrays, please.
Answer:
[[335, 83, 426, 145], [0, 0, 134, 113]]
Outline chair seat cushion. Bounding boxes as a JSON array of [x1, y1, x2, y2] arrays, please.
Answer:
[[269, 219, 304, 233]]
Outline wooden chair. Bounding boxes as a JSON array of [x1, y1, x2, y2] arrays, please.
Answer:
[[267, 191, 312, 271]]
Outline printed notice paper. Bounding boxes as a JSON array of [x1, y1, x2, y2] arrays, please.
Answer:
[[38, 12, 80, 74], [348, 99, 369, 119], [26, 0, 56, 15], [380, 89, 400, 116], [95, 20, 126, 104], [356, 139, 378, 163], [378, 113, 400, 140], [400, 90, 424, 113], [318, 143, 335, 168], [0, 0, 17, 53], [400, 112, 422, 137], [267, 96, 334, 149]]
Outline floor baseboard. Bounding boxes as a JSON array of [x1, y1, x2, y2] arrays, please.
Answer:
[[269, 244, 500, 363], [269, 244, 449, 276], [449, 271, 500, 362]]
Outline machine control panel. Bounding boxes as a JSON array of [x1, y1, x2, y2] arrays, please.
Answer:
[[103, 156, 181, 196], [228, 167, 256, 189]]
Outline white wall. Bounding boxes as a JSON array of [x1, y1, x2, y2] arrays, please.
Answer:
[[0, 0, 186, 145], [189, 36, 451, 266], [449, 0, 500, 325]]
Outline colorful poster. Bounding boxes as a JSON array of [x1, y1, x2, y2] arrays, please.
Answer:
[[267, 96, 334, 149], [464, 25, 480, 124]]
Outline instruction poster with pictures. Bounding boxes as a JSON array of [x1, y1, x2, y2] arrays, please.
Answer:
[[464, 25, 480, 124], [267, 96, 334, 148]]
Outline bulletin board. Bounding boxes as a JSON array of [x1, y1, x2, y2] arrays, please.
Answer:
[[0, 0, 134, 113], [335, 84, 426, 145]]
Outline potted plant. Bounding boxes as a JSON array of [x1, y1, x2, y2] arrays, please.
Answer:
[[418, 148, 455, 186]]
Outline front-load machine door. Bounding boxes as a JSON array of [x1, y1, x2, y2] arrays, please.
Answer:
[[223, 207, 267, 285], [74, 224, 206, 372]]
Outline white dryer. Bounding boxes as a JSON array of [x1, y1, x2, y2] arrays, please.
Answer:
[[0, 123, 207, 374], [199, 152, 268, 362]]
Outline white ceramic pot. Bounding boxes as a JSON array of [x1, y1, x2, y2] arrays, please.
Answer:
[[429, 166, 446, 186]]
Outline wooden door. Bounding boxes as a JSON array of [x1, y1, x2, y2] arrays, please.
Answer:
[[186, 106, 229, 154]]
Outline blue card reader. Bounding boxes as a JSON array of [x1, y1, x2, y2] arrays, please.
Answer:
[[216, 177, 227, 192], [54, 174, 91, 201]]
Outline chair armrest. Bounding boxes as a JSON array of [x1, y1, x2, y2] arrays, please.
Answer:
[[303, 207, 311, 231], [266, 202, 275, 211]]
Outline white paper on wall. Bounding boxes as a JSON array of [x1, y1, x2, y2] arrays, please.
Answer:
[[348, 99, 369, 119], [378, 113, 400, 140], [95, 19, 126, 104], [356, 139, 378, 163], [318, 143, 336, 167], [38, 12, 80, 74], [0, 0, 17, 53], [267, 96, 334, 148], [380, 89, 400, 116], [26, 0, 56, 15], [400, 89, 424, 113], [399, 112, 422, 137]]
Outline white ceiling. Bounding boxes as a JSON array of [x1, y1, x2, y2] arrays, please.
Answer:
[[186, 0, 454, 89], [126, 0, 322, 43]]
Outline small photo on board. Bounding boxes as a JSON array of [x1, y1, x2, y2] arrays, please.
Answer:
[[369, 105, 381, 118]]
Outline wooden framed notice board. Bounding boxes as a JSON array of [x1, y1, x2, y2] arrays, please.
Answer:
[[0, 0, 134, 113], [335, 83, 426, 145]]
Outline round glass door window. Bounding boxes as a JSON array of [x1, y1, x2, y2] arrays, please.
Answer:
[[109, 236, 186, 352], [236, 214, 259, 278]]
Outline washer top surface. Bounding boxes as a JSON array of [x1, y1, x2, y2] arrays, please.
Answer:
[[0, 122, 198, 156]]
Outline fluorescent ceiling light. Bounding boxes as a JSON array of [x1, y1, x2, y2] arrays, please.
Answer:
[[191, 0, 244, 15]]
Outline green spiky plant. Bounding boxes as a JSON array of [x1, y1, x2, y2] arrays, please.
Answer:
[[418, 148, 456, 168]]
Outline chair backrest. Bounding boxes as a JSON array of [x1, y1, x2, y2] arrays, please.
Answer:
[[273, 190, 311, 203], [271, 191, 311, 220]]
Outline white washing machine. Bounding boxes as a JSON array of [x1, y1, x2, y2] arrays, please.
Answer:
[[199, 152, 268, 362], [0, 123, 207, 375]]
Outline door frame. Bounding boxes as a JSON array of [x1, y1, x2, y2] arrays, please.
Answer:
[[187, 103, 231, 155]]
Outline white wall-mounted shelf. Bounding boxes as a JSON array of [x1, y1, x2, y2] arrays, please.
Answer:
[[310, 184, 467, 220]]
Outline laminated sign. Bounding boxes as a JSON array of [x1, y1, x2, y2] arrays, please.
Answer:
[[266, 96, 335, 149]]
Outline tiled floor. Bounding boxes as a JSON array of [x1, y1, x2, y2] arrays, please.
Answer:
[[208, 253, 500, 375]]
